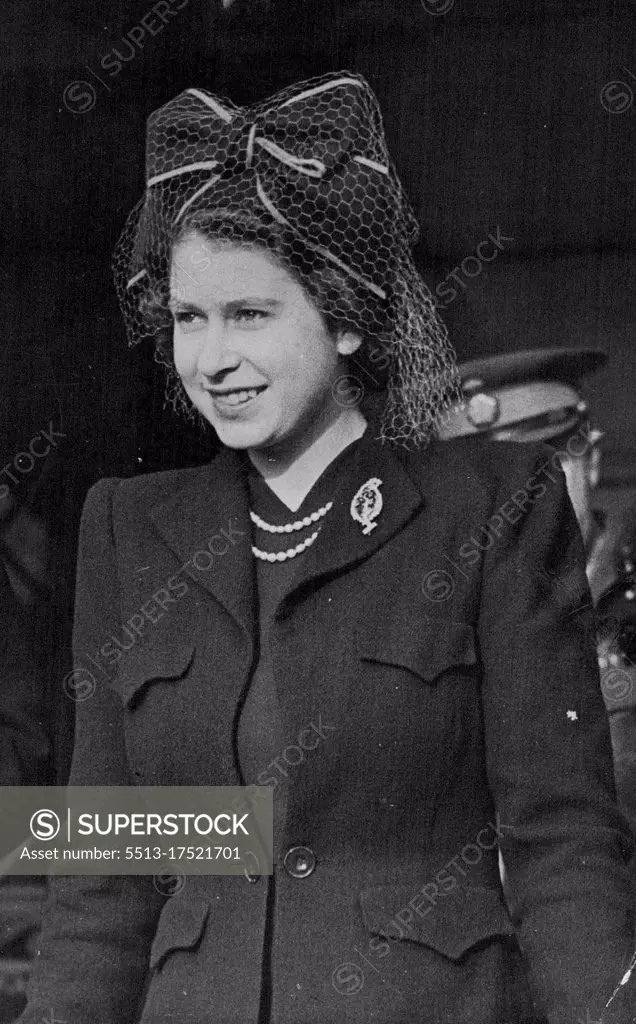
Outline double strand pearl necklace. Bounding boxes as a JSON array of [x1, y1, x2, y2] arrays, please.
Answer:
[[250, 501, 333, 534], [250, 500, 333, 562]]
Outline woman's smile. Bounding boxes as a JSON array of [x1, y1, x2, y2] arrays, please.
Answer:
[[206, 384, 268, 412]]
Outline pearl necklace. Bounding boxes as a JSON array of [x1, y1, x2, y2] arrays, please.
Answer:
[[252, 528, 321, 562], [250, 498, 334, 562], [249, 500, 333, 534]]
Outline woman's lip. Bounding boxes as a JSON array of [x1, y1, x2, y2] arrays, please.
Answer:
[[208, 387, 266, 396], [207, 386, 267, 411]]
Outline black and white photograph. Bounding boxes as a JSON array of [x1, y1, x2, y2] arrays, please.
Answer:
[[1, 1, 636, 1022]]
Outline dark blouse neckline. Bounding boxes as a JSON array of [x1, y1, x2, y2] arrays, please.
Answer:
[[245, 430, 367, 527]]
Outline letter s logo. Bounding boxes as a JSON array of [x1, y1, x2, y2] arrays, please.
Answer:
[[62, 81, 96, 114], [600, 81, 633, 115], [30, 809, 61, 840], [331, 375, 364, 409]]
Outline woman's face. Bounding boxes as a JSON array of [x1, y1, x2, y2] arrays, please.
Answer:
[[170, 232, 361, 452]]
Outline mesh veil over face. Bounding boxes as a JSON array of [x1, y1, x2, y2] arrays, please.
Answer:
[[112, 70, 460, 447]]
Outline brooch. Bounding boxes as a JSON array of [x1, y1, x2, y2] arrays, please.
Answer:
[[350, 477, 383, 535]]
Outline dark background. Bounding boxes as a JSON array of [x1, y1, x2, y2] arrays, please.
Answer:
[[2, 0, 635, 778]]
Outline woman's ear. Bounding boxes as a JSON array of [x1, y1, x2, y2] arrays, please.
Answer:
[[336, 329, 363, 356]]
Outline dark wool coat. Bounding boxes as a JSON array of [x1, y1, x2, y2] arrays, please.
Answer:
[[0, 562, 50, 962], [18, 430, 636, 1024]]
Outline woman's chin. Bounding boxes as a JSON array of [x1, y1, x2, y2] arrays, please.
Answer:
[[211, 418, 275, 451]]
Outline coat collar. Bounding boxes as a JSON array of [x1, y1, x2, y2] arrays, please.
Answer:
[[148, 424, 426, 633], [273, 424, 425, 619]]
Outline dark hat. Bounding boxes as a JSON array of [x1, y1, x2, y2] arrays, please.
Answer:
[[112, 70, 458, 447], [437, 346, 607, 443]]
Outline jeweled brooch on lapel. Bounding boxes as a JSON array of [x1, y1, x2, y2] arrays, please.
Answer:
[[350, 477, 383, 535]]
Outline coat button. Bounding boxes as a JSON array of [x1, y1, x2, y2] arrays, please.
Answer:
[[283, 846, 316, 878]]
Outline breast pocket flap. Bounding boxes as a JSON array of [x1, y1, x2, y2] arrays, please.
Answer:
[[360, 883, 514, 961], [149, 896, 209, 972], [116, 641, 196, 709], [359, 621, 477, 685]]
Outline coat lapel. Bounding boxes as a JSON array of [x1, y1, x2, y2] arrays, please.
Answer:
[[275, 427, 426, 618], [147, 427, 426, 628], [148, 447, 256, 639]]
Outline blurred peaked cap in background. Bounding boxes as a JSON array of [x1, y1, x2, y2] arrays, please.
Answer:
[[437, 346, 607, 444]]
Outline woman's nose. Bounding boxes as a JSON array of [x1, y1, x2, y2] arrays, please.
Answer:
[[196, 323, 240, 378]]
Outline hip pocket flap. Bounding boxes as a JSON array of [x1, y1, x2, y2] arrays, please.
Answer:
[[149, 896, 209, 972], [360, 883, 514, 961]]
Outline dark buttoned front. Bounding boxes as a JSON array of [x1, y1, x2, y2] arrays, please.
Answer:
[[17, 431, 635, 1024], [283, 846, 316, 879]]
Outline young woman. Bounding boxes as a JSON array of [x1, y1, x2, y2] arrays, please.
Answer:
[[18, 71, 634, 1024]]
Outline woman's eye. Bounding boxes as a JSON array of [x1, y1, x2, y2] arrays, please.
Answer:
[[173, 311, 205, 330], [234, 308, 269, 324]]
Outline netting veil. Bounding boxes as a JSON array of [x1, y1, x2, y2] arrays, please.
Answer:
[[112, 70, 460, 446]]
